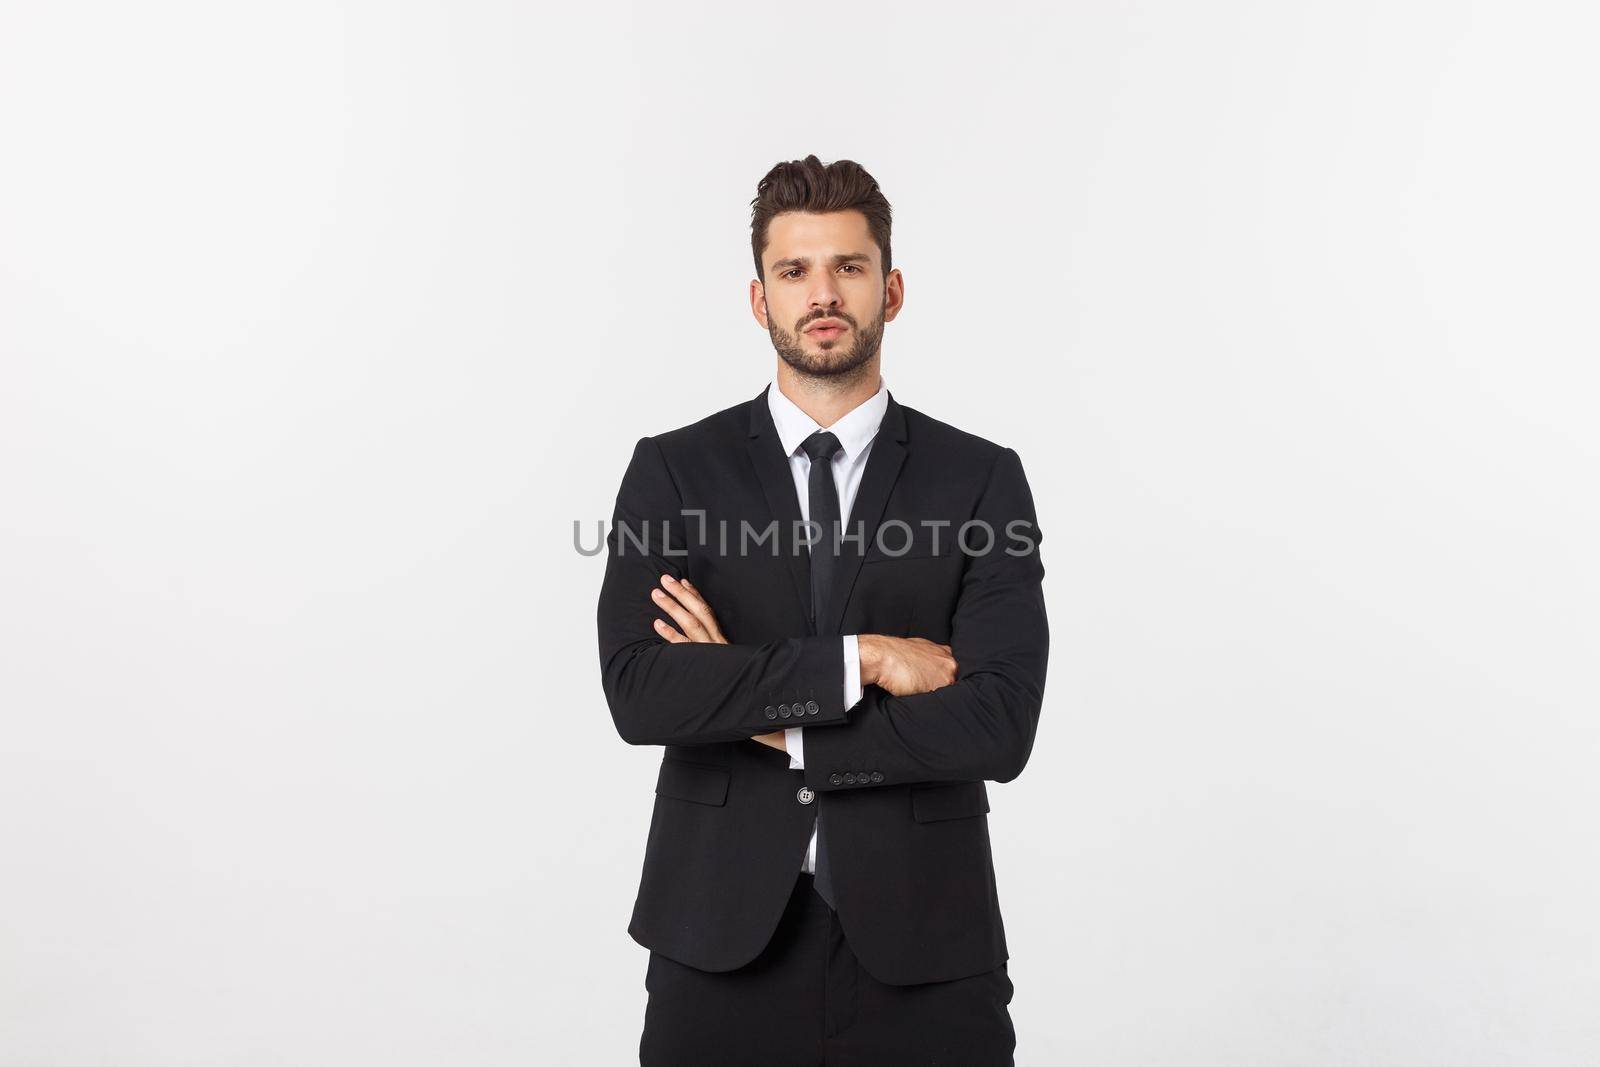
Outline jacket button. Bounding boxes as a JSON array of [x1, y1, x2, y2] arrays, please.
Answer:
[[778, 704, 792, 718], [870, 771, 884, 783], [796, 787, 815, 805], [829, 773, 843, 785], [843, 773, 857, 785], [805, 700, 819, 715], [764, 706, 778, 720]]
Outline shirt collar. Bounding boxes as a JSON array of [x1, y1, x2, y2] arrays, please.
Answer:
[[767, 374, 889, 461]]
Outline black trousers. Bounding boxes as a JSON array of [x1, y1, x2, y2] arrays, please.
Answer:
[[639, 872, 1015, 1066]]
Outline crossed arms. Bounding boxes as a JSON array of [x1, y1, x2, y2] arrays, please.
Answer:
[[595, 435, 1049, 791]]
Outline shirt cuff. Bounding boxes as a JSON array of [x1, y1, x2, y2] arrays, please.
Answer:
[[785, 726, 804, 770], [843, 633, 863, 711]]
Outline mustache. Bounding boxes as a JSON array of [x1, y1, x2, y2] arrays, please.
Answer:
[[798, 313, 855, 330]]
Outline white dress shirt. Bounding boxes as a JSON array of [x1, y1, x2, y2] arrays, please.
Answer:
[[766, 374, 888, 872]]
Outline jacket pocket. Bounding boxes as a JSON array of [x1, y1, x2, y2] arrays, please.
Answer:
[[910, 780, 990, 823], [862, 523, 957, 563], [656, 758, 730, 806]]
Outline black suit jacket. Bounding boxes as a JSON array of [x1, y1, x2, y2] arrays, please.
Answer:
[[596, 384, 1049, 986]]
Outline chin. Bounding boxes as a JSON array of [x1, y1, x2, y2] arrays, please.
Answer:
[[818, 355, 870, 377]]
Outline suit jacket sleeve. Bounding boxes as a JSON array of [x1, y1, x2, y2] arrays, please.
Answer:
[[800, 447, 1049, 790], [784, 633, 862, 769], [597, 435, 851, 746]]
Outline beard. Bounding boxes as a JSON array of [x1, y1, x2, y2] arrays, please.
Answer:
[[768, 299, 885, 381]]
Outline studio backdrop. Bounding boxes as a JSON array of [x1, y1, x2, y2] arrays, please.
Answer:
[[1, 2, 1596, 1064]]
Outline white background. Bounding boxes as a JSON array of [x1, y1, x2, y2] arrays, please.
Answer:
[[3, 2, 1597, 1064]]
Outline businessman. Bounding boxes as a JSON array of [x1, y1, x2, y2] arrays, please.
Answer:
[[596, 155, 1050, 1065]]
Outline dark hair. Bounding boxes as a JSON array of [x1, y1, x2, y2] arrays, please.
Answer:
[[749, 155, 893, 282]]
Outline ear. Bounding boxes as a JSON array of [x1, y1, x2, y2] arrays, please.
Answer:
[[883, 268, 905, 323], [748, 277, 770, 329]]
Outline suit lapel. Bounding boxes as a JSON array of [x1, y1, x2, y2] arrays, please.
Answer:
[[822, 391, 908, 636], [745, 386, 815, 627]]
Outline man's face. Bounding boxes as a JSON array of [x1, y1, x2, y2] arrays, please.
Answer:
[[751, 210, 903, 379]]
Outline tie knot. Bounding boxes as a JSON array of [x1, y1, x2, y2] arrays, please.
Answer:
[[801, 430, 843, 463]]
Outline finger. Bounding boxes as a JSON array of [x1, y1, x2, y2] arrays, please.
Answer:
[[662, 575, 723, 636], [677, 579, 727, 642], [666, 576, 714, 619], [652, 585, 711, 642], [653, 617, 689, 643], [653, 588, 708, 641]]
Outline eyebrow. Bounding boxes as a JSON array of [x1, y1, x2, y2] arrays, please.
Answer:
[[769, 252, 872, 274]]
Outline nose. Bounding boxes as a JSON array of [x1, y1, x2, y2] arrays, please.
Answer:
[[808, 277, 844, 312]]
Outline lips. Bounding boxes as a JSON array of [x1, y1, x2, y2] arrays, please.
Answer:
[[805, 320, 847, 339]]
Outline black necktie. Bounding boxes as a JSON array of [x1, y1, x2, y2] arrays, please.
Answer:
[[801, 431, 844, 634], [800, 430, 843, 908]]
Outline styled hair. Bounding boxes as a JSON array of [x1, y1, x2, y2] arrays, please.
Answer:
[[749, 155, 893, 282]]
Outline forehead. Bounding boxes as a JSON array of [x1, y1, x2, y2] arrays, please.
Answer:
[[764, 210, 876, 264]]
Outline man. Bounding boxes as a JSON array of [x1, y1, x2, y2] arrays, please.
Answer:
[[596, 155, 1049, 1065]]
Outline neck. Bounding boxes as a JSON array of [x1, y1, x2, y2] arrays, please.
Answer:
[[774, 357, 882, 428]]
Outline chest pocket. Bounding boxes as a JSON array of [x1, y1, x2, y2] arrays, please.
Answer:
[[862, 521, 958, 564]]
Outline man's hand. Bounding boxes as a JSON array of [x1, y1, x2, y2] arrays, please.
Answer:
[[651, 574, 786, 754], [858, 635, 958, 697], [748, 730, 788, 753], [649, 574, 727, 645]]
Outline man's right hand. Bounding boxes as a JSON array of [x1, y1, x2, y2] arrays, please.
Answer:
[[858, 635, 958, 697]]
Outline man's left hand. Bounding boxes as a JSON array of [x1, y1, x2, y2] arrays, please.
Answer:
[[651, 574, 786, 754], [650, 573, 727, 644]]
